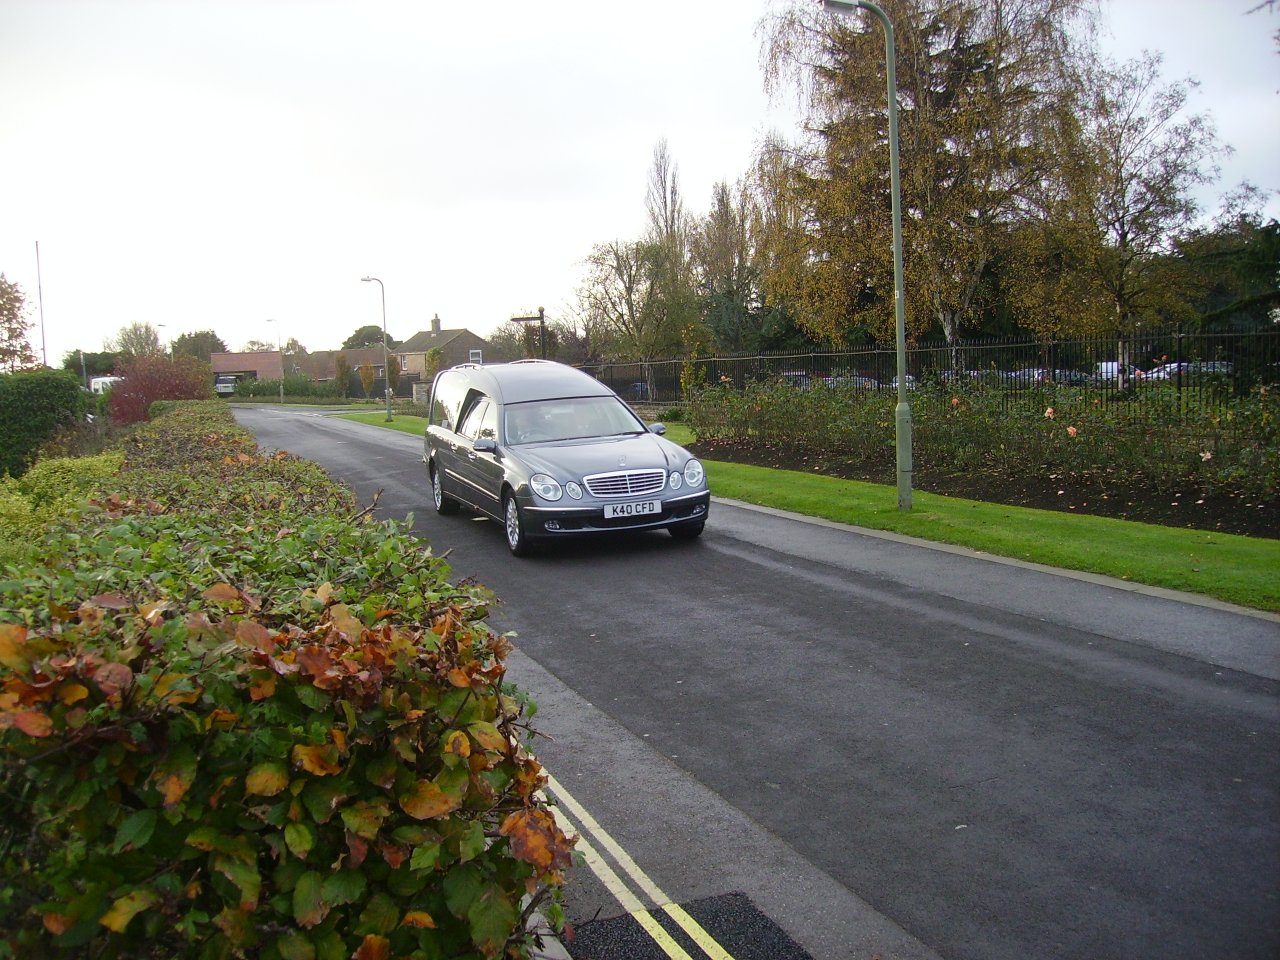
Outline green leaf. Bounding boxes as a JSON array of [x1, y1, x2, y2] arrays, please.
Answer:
[[468, 887, 517, 958], [321, 869, 366, 907], [246, 760, 290, 797], [458, 820, 486, 864], [99, 889, 160, 933], [354, 891, 400, 936], [112, 809, 157, 853], [292, 871, 328, 928], [408, 842, 442, 872], [443, 863, 484, 919], [284, 822, 315, 860], [340, 799, 389, 839], [212, 854, 261, 911], [277, 932, 317, 960], [301, 778, 350, 824]]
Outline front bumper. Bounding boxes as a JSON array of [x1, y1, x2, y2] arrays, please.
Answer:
[[521, 489, 710, 536]]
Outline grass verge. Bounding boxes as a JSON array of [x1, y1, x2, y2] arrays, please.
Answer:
[[337, 412, 428, 435], [344, 417, 1280, 612]]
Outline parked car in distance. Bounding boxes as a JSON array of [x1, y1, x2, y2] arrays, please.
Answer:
[[825, 374, 879, 390], [424, 361, 710, 555], [214, 375, 241, 396], [89, 375, 122, 395], [1093, 361, 1136, 383]]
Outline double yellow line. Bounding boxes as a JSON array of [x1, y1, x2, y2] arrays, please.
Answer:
[[544, 773, 738, 960]]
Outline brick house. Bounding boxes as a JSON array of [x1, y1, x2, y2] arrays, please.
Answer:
[[394, 315, 504, 376]]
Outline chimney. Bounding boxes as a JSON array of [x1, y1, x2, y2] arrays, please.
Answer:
[[431, 313, 441, 335]]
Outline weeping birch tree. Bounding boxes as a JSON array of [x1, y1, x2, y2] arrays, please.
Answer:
[[759, 0, 1095, 349]]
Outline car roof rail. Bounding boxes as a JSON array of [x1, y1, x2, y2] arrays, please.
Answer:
[[509, 358, 555, 365]]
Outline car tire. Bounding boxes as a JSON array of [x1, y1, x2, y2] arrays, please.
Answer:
[[668, 521, 704, 540], [504, 493, 534, 556], [431, 463, 459, 515]]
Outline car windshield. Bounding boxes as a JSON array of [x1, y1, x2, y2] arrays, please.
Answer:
[[504, 396, 646, 444]]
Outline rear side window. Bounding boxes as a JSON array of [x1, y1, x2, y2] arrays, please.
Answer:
[[458, 397, 498, 442], [430, 373, 466, 431]]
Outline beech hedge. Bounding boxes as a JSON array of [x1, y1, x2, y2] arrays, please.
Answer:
[[0, 401, 574, 959], [0, 369, 86, 480]]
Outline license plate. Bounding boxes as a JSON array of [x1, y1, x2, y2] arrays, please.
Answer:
[[604, 499, 661, 519]]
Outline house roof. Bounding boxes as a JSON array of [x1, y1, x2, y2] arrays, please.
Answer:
[[211, 352, 284, 378], [398, 329, 471, 353]]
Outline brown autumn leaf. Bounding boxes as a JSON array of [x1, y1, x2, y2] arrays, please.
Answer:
[[0, 623, 29, 670], [93, 662, 134, 702], [398, 779, 462, 821], [401, 910, 436, 929], [89, 593, 131, 610], [353, 935, 391, 960], [249, 671, 277, 701], [13, 710, 53, 737], [202, 583, 242, 605], [292, 743, 343, 776], [42, 913, 71, 935], [447, 668, 472, 689], [443, 730, 470, 759], [500, 808, 575, 874], [235, 620, 274, 653]]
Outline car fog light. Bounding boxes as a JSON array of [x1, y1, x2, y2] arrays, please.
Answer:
[[545, 520, 562, 531]]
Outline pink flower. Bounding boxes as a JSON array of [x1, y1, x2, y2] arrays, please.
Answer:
[[950, 397, 961, 408], [1067, 425, 1078, 437], [1044, 407, 1055, 419]]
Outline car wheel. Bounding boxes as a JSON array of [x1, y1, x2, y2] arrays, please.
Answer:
[[431, 463, 458, 515], [504, 493, 533, 556], [669, 521, 704, 540]]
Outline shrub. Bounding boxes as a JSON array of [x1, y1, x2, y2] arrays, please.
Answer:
[[0, 402, 573, 958], [686, 379, 1280, 501], [0, 369, 86, 479], [109, 355, 214, 425]]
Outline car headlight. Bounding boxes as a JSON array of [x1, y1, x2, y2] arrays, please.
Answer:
[[530, 474, 562, 501], [566, 481, 583, 500], [669, 470, 683, 490], [683, 459, 704, 487]]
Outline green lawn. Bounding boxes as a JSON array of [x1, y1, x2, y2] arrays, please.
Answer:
[[342, 416, 1280, 612]]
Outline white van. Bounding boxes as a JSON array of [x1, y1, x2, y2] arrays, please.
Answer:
[[89, 376, 122, 395]]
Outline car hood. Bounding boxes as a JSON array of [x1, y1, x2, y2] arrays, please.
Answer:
[[510, 433, 689, 480]]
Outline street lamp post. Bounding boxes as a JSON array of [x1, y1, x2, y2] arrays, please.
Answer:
[[511, 307, 547, 359], [265, 319, 284, 403], [361, 276, 393, 421], [823, 0, 912, 510]]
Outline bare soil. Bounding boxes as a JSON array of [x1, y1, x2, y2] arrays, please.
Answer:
[[688, 438, 1278, 540]]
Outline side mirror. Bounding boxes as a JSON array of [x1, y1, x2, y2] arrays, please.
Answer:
[[648, 423, 667, 435], [473, 437, 497, 453]]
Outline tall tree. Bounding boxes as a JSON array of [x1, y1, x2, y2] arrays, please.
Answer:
[[580, 239, 673, 360], [334, 352, 352, 398], [760, 0, 1094, 346], [643, 140, 702, 353], [111, 322, 164, 360], [0, 275, 38, 374], [1071, 53, 1224, 346], [241, 339, 277, 353], [171, 330, 228, 362], [690, 180, 767, 351], [61, 349, 118, 380], [343, 325, 395, 350]]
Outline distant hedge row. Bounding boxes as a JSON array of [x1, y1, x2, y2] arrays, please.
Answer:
[[0, 369, 85, 479], [0, 401, 573, 958]]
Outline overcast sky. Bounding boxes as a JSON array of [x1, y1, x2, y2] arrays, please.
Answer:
[[2, 0, 1277, 369]]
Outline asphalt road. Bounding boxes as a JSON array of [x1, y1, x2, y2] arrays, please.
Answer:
[[233, 406, 1280, 960]]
